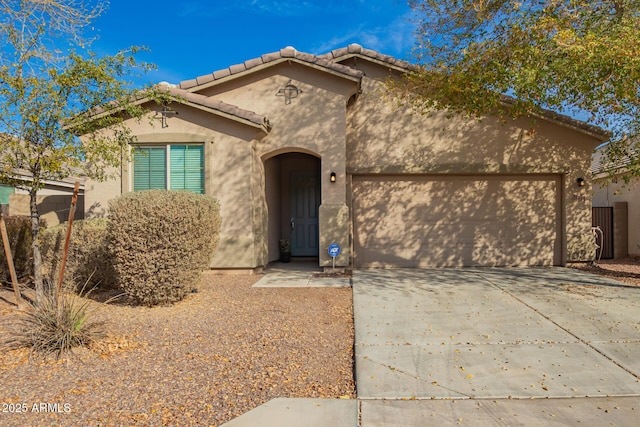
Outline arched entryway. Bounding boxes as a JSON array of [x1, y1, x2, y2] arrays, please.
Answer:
[[264, 152, 321, 262]]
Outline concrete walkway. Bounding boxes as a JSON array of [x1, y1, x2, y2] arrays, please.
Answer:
[[224, 267, 640, 426], [253, 261, 351, 288]]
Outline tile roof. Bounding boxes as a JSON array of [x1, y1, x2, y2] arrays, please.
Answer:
[[323, 44, 610, 140], [158, 84, 271, 132], [498, 95, 611, 141], [591, 142, 638, 175], [178, 46, 363, 90], [173, 44, 610, 142], [318, 43, 418, 71], [1, 140, 87, 188], [10, 168, 86, 189], [0, 162, 86, 189]]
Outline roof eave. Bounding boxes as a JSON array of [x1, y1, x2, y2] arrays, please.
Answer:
[[183, 57, 362, 93], [68, 96, 151, 133], [159, 85, 271, 134], [536, 113, 612, 142], [498, 96, 611, 142], [9, 169, 86, 189], [330, 53, 416, 74], [185, 102, 271, 135]]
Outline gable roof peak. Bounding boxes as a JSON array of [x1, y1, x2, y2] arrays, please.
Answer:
[[158, 81, 177, 88], [179, 47, 363, 91], [319, 44, 417, 72]]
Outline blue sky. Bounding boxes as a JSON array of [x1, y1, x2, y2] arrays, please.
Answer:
[[92, 0, 418, 87]]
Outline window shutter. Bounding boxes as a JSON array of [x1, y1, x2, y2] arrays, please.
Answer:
[[134, 147, 166, 191], [0, 184, 14, 204], [170, 145, 204, 193]]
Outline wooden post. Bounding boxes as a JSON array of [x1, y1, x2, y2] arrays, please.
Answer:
[[56, 181, 80, 296], [0, 210, 22, 305]]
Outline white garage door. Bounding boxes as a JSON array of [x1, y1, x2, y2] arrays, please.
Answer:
[[353, 175, 562, 268]]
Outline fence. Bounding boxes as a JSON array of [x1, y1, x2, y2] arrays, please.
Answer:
[[592, 207, 613, 259]]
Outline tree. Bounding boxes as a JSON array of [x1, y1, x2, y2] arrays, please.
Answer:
[[0, 0, 158, 303], [398, 0, 640, 181]]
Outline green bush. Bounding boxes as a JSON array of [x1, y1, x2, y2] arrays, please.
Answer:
[[40, 218, 115, 292], [108, 190, 220, 306], [1, 216, 34, 285]]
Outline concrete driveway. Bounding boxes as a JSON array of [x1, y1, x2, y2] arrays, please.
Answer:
[[224, 267, 640, 426], [354, 268, 640, 425]]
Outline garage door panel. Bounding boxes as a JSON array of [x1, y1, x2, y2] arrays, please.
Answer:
[[353, 175, 561, 268]]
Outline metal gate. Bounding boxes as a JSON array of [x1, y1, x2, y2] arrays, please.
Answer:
[[592, 207, 613, 259]]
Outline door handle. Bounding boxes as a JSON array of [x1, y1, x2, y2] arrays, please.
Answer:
[[290, 217, 295, 232]]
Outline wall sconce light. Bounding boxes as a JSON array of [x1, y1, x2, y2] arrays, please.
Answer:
[[330, 172, 336, 183], [576, 177, 585, 187]]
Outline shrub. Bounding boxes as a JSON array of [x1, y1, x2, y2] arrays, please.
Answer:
[[1, 216, 35, 285], [108, 190, 220, 306], [40, 218, 115, 292], [5, 284, 105, 359]]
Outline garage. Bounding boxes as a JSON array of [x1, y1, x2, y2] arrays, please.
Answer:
[[352, 174, 562, 268]]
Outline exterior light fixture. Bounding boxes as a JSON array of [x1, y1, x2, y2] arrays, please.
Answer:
[[330, 172, 336, 183], [576, 177, 585, 187]]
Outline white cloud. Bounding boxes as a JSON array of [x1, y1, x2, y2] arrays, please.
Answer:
[[312, 9, 417, 59]]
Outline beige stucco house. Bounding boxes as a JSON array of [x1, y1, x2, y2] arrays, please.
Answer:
[[592, 146, 639, 259], [1, 171, 84, 226], [84, 44, 610, 270]]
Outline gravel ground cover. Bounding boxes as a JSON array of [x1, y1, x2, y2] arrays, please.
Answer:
[[0, 272, 355, 427], [570, 257, 640, 287], [2, 259, 639, 426]]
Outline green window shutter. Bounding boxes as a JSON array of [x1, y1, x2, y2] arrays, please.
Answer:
[[170, 145, 204, 193], [0, 184, 14, 204], [134, 147, 166, 191]]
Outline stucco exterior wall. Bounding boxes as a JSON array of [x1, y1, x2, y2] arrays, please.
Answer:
[[202, 62, 358, 267], [8, 181, 84, 226], [203, 63, 354, 203], [347, 69, 603, 263], [84, 166, 121, 218], [593, 179, 640, 256], [264, 156, 281, 262], [207, 135, 258, 268], [84, 105, 266, 269], [82, 49, 607, 270], [9, 193, 84, 226]]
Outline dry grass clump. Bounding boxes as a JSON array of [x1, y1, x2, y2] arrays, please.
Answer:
[[5, 286, 105, 359]]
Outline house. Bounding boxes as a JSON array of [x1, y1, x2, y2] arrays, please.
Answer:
[[83, 44, 610, 270], [1, 169, 84, 226], [591, 145, 639, 259]]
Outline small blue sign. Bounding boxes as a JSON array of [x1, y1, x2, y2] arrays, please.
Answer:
[[328, 243, 341, 258]]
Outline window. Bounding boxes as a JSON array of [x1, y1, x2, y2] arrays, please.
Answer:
[[0, 184, 14, 205], [133, 144, 204, 194]]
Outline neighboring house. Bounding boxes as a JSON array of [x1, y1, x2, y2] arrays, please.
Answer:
[[1, 169, 85, 226], [0, 184, 11, 215], [591, 146, 639, 259], [84, 44, 609, 270]]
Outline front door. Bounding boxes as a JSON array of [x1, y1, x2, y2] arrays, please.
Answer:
[[290, 170, 320, 256]]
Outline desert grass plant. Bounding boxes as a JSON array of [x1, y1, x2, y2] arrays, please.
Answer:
[[6, 281, 107, 359]]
